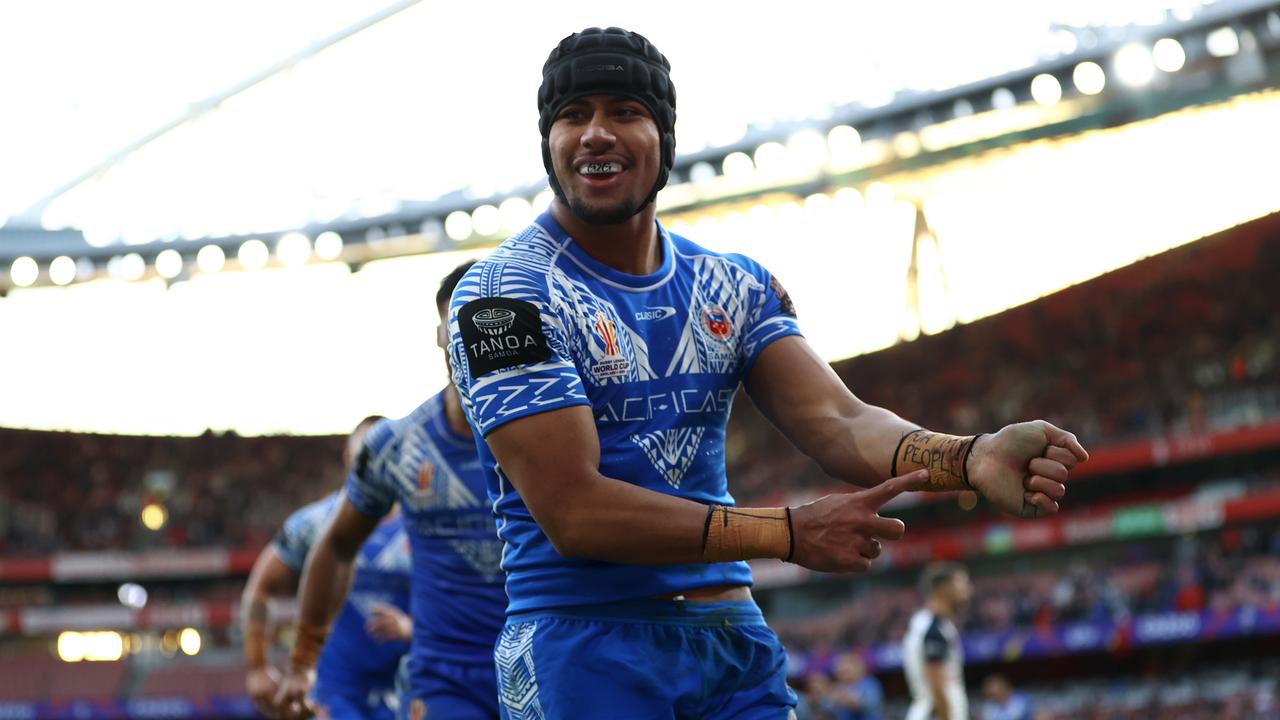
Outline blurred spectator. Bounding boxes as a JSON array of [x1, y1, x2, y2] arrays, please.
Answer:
[[981, 674, 1032, 720], [827, 652, 884, 720]]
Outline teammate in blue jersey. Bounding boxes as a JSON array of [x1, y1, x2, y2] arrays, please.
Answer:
[[241, 416, 414, 720], [277, 261, 507, 720], [447, 27, 1091, 719]]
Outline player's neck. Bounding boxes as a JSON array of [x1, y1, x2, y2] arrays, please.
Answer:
[[927, 598, 954, 621], [551, 199, 662, 276], [443, 385, 472, 438]]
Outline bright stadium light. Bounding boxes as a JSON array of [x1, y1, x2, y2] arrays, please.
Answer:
[[9, 256, 38, 287], [1114, 43, 1156, 87], [721, 151, 754, 178], [532, 190, 554, 212], [991, 87, 1016, 110], [179, 628, 202, 656], [75, 257, 95, 281], [689, 161, 716, 185], [154, 249, 184, 279], [196, 245, 226, 274], [119, 253, 146, 281], [471, 204, 501, 236], [141, 502, 167, 530], [499, 197, 533, 232], [118, 583, 148, 609], [1073, 61, 1107, 95], [1031, 74, 1063, 106], [803, 193, 832, 216], [276, 232, 311, 267], [444, 211, 473, 241], [237, 239, 269, 270], [786, 129, 828, 172], [313, 231, 344, 261], [85, 632, 124, 662], [49, 256, 76, 286], [833, 187, 864, 212], [826, 125, 862, 168], [1153, 38, 1186, 72], [58, 632, 86, 662], [752, 142, 788, 175], [865, 182, 895, 208], [1206, 26, 1240, 57]]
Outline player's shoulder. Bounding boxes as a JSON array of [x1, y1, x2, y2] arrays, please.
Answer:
[[284, 491, 341, 530], [453, 220, 565, 305], [667, 228, 772, 284]]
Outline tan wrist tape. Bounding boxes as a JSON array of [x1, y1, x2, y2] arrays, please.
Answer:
[[892, 429, 979, 491], [289, 623, 327, 671], [244, 631, 268, 669], [701, 505, 794, 563]]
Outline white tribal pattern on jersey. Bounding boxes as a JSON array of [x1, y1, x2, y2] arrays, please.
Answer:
[[448, 211, 802, 613], [902, 608, 968, 720]]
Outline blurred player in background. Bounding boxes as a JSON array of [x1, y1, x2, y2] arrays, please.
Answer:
[[447, 26, 1087, 719], [277, 260, 507, 720], [903, 563, 973, 720], [241, 414, 413, 719], [980, 674, 1033, 720]]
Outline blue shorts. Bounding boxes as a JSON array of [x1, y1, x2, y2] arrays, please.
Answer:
[[396, 655, 500, 720], [495, 598, 797, 720], [312, 672, 396, 720]]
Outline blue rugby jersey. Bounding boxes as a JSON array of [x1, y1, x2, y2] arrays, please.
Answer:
[[272, 494, 410, 678], [344, 391, 507, 665], [448, 211, 802, 614]]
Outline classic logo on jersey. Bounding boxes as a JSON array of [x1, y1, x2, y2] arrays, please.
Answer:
[[700, 305, 734, 342], [590, 310, 632, 381], [770, 275, 797, 317], [458, 298, 552, 377], [635, 306, 676, 321], [632, 427, 705, 489]]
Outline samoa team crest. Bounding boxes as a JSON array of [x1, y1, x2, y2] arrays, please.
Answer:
[[700, 305, 733, 342]]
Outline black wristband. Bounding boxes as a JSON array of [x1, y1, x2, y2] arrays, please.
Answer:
[[891, 428, 925, 477], [701, 504, 717, 554], [962, 433, 984, 490]]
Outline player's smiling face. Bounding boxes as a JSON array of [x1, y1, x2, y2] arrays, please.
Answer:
[[549, 94, 660, 225]]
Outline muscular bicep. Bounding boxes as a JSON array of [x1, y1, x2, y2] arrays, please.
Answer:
[[245, 547, 299, 601], [484, 405, 602, 544], [483, 405, 708, 563], [745, 336, 910, 485]]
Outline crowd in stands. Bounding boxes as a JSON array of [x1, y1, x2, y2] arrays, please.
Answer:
[[0, 429, 344, 554], [776, 523, 1280, 665]]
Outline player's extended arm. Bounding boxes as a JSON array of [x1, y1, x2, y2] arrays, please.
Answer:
[[485, 404, 927, 571], [925, 662, 951, 720], [241, 548, 298, 718], [274, 499, 379, 720], [745, 336, 1088, 517]]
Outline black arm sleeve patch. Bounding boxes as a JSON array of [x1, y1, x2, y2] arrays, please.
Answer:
[[457, 298, 553, 377], [922, 620, 950, 662]]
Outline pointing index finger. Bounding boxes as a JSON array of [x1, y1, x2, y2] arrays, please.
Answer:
[[858, 469, 929, 509]]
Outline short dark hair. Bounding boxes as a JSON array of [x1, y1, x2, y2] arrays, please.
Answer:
[[919, 562, 967, 597], [354, 414, 385, 433], [436, 259, 478, 310]]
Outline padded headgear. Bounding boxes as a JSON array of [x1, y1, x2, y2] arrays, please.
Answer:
[[538, 27, 677, 212]]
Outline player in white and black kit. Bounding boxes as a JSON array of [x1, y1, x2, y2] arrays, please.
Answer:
[[903, 563, 973, 720]]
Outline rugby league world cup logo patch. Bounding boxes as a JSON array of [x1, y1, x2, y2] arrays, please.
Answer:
[[590, 310, 631, 381]]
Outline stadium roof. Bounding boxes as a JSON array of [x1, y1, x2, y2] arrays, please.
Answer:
[[0, 0, 1243, 245]]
